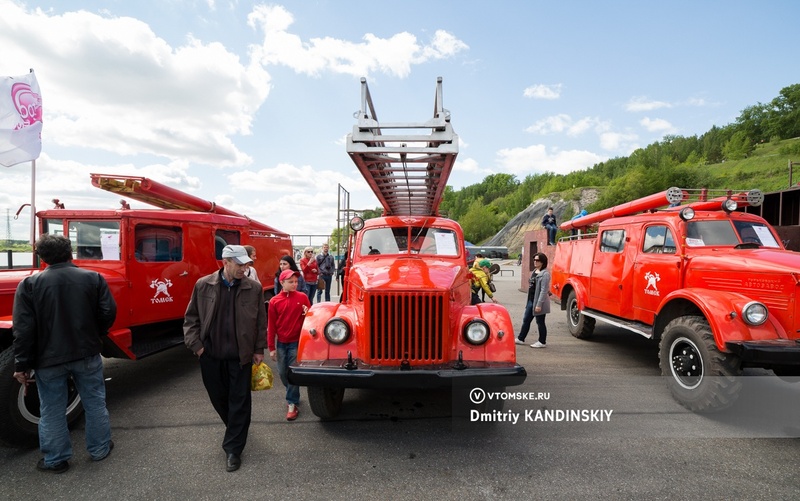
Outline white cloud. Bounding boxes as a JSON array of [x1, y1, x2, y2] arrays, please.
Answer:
[[525, 114, 607, 137], [625, 96, 672, 112], [494, 145, 605, 176], [599, 131, 639, 153], [0, 3, 270, 166], [247, 5, 467, 78], [523, 84, 562, 100], [640, 117, 677, 134]]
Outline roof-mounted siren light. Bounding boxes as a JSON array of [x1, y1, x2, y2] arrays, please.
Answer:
[[746, 189, 764, 207], [665, 186, 685, 206]]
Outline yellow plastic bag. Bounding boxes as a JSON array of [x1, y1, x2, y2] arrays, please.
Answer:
[[251, 362, 273, 391]]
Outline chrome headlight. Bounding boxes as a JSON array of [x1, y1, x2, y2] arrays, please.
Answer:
[[350, 216, 365, 232], [680, 207, 695, 221], [722, 198, 738, 212], [742, 302, 768, 326], [324, 318, 350, 344], [464, 319, 490, 345]]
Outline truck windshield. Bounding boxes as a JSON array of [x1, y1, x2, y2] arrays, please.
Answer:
[[686, 220, 780, 248], [359, 227, 459, 256]]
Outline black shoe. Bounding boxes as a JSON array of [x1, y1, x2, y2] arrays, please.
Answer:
[[37, 459, 69, 474], [226, 453, 241, 472], [93, 440, 114, 461]]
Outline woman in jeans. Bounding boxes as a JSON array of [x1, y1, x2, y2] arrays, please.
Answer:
[[514, 252, 551, 348]]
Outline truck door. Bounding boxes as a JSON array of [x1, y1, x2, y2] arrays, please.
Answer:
[[128, 222, 193, 325], [589, 228, 634, 316], [632, 224, 681, 324]]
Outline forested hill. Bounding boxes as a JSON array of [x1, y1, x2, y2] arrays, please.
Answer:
[[441, 83, 800, 249]]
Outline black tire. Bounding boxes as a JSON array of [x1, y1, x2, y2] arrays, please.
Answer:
[[566, 290, 595, 339], [658, 316, 742, 412], [0, 348, 84, 448], [307, 386, 344, 420]]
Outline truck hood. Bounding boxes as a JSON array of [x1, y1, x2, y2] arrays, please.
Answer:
[[688, 247, 800, 275], [350, 257, 465, 292]]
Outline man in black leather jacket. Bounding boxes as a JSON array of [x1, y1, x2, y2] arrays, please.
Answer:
[[13, 234, 117, 473]]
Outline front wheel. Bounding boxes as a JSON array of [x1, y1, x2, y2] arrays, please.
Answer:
[[0, 348, 84, 447], [566, 290, 595, 339], [307, 386, 345, 420], [658, 316, 741, 412]]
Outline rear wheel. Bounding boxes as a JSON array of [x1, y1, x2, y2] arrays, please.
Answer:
[[566, 290, 595, 339], [307, 386, 345, 420], [658, 316, 741, 412], [0, 348, 84, 447]]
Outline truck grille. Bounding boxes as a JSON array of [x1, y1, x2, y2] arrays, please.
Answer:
[[366, 292, 447, 363]]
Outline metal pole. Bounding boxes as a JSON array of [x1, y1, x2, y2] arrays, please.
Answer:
[[30, 159, 36, 266]]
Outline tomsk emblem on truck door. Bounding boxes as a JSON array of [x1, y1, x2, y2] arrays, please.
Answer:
[[150, 278, 174, 303], [644, 271, 660, 296]]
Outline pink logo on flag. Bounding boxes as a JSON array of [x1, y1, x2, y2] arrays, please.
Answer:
[[11, 82, 42, 129]]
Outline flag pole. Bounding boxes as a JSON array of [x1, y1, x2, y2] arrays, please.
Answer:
[[29, 69, 37, 265]]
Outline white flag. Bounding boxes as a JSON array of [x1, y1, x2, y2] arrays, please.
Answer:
[[0, 70, 43, 167]]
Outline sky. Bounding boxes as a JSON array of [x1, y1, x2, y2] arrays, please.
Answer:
[[2, 0, 799, 242]]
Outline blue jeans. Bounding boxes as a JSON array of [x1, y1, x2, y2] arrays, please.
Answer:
[[316, 274, 333, 302], [544, 224, 557, 244], [517, 301, 548, 344], [276, 341, 300, 405], [306, 283, 317, 305], [36, 354, 112, 465]]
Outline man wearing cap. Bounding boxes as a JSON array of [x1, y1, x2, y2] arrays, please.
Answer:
[[184, 244, 266, 472], [268, 269, 310, 421]]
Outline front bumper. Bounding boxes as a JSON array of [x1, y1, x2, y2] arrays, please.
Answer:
[[725, 339, 800, 365], [288, 359, 527, 389]]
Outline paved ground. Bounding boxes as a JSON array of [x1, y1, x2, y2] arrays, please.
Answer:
[[2, 263, 799, 500]]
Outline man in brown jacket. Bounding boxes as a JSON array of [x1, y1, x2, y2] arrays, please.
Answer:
[[184, 245, 266, 472]]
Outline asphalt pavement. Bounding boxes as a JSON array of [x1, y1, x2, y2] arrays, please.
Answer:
[[2, 262, 799, 500]]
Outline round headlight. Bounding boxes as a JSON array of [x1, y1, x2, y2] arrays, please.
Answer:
[[350, 216, 365, 232], [742, 302, 768, 326], [680, 207, 695, 221], [464, 320, 490, 345], [324, 318, 350, 344], [722, 198, 738, 212]]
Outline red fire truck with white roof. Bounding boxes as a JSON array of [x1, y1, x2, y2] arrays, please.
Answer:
[[550, 187, 800, 411], [0, 175, 291, 446], [288, 78, 527, 419]]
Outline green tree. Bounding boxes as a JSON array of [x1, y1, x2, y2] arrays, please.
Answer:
[[722, 131, 753, 160]]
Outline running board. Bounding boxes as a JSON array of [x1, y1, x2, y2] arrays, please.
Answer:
[[581, 310, 653, 339]]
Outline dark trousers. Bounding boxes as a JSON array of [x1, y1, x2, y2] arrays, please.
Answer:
[[199, 356, 252, 456]]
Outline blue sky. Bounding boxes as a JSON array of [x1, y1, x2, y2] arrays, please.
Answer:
[[2, 0, 799, 240]]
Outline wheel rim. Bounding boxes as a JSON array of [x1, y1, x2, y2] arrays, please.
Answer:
[[669, 336, 704, 390], [568, 299, 580, 327], [17, 374, 82, 425]]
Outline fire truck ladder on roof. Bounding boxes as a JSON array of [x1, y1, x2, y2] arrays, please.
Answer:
[[346, 77, 458, 217], [90, 173, 289, 237]]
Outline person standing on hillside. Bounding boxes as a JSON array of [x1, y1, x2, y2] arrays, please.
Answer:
[[13, 234, 117, 473], [541, 207, 558, 245], [515, 252, 551, 348]]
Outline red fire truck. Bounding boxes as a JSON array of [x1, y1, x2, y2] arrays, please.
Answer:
[[550, 187, 800, 411], [0, 175, 291, 446], [288, 78, 527, 419]]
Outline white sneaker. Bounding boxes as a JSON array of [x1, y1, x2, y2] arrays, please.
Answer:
[[514, 338, 525, 345], [530, 341, 546, 348]]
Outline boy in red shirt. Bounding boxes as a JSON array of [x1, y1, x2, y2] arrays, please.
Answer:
[[268, 269, 310, 420]]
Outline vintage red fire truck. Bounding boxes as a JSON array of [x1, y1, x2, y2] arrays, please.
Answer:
[[551, 187, 800, 411], [288, 78, 527, 418], [0, 175, 291, 446]]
